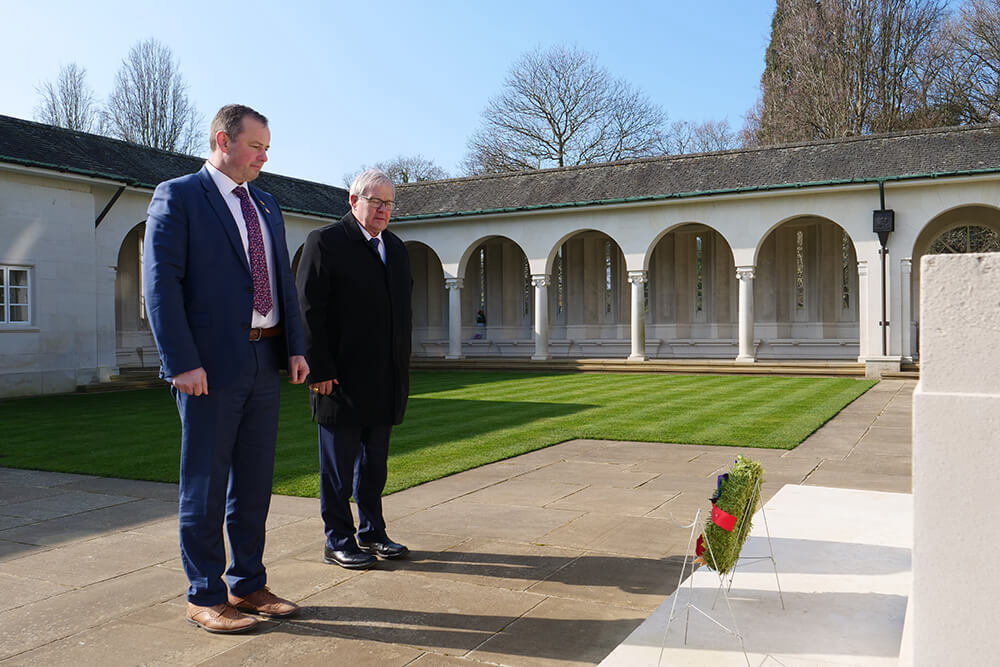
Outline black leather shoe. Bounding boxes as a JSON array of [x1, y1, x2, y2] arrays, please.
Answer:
[[358, 537, 409, 559], [324, 545, 377, 569]]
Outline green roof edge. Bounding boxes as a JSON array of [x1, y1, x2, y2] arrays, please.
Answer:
[[392, 167, 1000, 222]]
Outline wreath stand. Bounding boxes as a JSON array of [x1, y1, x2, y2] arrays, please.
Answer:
[[658, 477, 784, 667]]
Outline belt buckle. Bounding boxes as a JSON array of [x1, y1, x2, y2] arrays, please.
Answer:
[[249, 327, 263, 341]]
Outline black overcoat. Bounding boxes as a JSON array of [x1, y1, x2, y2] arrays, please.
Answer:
[[296, 212, 412, 426]]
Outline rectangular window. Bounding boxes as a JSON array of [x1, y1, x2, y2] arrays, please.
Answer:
[[138, 236, 146, 321], [795, 230, 805, 310], [1, 266, 32, 324], [841, 231, 851, 310], [695, 235, 704, 313], [605, 241, 613, 314], [556, 247, 564, 314], [522, 255, 530, 318]]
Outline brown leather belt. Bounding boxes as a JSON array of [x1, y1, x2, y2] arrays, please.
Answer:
[[249, 325, 283, 341]]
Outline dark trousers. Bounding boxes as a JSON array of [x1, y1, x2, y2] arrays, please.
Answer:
[[174, 338, 280, 606], [318, 423, 392, 549]]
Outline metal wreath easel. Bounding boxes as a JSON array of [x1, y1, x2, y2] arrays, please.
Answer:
[[658, 478, 784, 667]]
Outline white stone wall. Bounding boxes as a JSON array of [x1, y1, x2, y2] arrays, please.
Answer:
[[911, 253, 1000, 665], [2, 161, 999, 396], [0, 171, 102, 396]]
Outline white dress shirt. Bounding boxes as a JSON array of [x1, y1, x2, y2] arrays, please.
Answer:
[[358, 224, 386, 263], [205, 161, 280, 328]]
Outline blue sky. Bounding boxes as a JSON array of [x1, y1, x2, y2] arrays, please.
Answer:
[[2, 0, 776, 186]]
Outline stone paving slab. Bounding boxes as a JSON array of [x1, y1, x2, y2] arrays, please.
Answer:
[[0, 498, 177, 546], [601, 485, 912, 667], [397, 537, 583, 592], [0, 378, 913, 665], [468, 596, 648, 667], [0, 489, 135, 521]]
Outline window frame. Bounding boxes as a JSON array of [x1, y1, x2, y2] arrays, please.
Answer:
[[0, 265, 33, 326]]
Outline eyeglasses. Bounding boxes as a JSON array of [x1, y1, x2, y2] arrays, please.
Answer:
[[358, 195, 394, 210]]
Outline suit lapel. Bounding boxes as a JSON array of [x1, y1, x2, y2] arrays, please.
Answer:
[[197, 167, 251, 274], [248, 184, 279, 240], [343, 213, 384, 264]]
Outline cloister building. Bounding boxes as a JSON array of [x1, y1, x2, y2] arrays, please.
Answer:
[[1, 114, 998, 397]]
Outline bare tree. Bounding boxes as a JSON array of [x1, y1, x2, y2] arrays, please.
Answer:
[[34, 63, 99, 132], [753, 0, 949, 145], [103, 39, 202, 154], [464, 46, 666, 173], [661, 119, 740, 154], [949, 0, 1000, 122], [344, 154, 448, 187]]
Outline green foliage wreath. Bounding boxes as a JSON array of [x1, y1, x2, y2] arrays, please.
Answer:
[[700, 455, 764, 574]]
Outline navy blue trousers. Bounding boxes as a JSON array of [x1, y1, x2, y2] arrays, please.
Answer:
[[318, 423, 392, 550], [174, 338, 280, 606]]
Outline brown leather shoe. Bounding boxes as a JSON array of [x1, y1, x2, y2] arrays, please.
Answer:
[[228, 586, 299, 618], [186, 602, 258, 633]]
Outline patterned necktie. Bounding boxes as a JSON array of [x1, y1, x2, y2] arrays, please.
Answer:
[[369, 236, 382, 261], [232, 186, 272, 317]]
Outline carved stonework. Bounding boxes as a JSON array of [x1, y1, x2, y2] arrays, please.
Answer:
[[445, 277, 464, 290], [531, 275, 550, 288], [627, 270, 647, 284], [736, 267, 755, 281]]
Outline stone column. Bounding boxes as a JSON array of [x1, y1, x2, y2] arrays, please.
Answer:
[[445, 277, 464, 360], [96, 265, 119, 382], [900, 258, 913, 362], [856, 260, 869, 363], [627, 270, 647, 361], [735, 266, 755, 363], [531, 275, 550, 361]]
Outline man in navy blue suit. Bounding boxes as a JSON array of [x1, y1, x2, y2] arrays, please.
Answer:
[[144, 104, 309, 633]]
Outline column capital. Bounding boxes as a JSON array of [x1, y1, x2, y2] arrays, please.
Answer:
[[857, 259, 869, 277], [735, 266, 755, 281], [531, 274, 550, 288], [445, 277, 464, 290], [901, 257, 912, 272], [627, 270, 647, 284]]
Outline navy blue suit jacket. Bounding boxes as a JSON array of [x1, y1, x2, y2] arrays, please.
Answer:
[[143, 165, 305, 387]]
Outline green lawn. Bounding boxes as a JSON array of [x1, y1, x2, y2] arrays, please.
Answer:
[[0, 371, 874, 496]]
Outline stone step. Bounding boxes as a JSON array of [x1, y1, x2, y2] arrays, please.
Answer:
[[411, 357, 871, 377]]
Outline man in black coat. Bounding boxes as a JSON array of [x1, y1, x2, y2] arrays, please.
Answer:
[[296, 169, 412, 569]]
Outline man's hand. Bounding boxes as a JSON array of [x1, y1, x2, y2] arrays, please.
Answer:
[[172, 367, 208, 396], [309, 378, 338, 395], [288, 355, 309, 384]]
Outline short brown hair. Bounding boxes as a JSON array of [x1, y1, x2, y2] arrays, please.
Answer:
[[209, 104, 268, 150]]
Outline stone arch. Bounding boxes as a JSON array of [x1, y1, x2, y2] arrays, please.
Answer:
[[114, 221, 157, 368], [754, 215, 859, 359], [908, 205, 1000, 360], [291, 244, 304, 277], [646, 223, 737, 358], [461, 236, 533, 354], [547, 229, 629, 355], [405, 241, 449, 357]]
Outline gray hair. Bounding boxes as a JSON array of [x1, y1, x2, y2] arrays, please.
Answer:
[[350, 169, 394, 198]]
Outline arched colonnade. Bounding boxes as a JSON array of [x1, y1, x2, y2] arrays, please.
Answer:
[[106, 178, 1000, 368], [384, 179, 1000, 365]]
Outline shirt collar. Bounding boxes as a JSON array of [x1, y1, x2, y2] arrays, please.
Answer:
[[356, 219, 382, 243], [205, 160, 245, 197]]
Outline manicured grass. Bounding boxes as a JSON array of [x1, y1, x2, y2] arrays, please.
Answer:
[[0, 371, 874, 497]]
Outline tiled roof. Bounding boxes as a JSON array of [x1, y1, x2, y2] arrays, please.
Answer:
[[0, 114, 349, 219], [6, 114, 1000, 223], [393, 124, 1000, 219]]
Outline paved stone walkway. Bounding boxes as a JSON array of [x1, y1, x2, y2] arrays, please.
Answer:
[[0, 379, 913, 666]]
